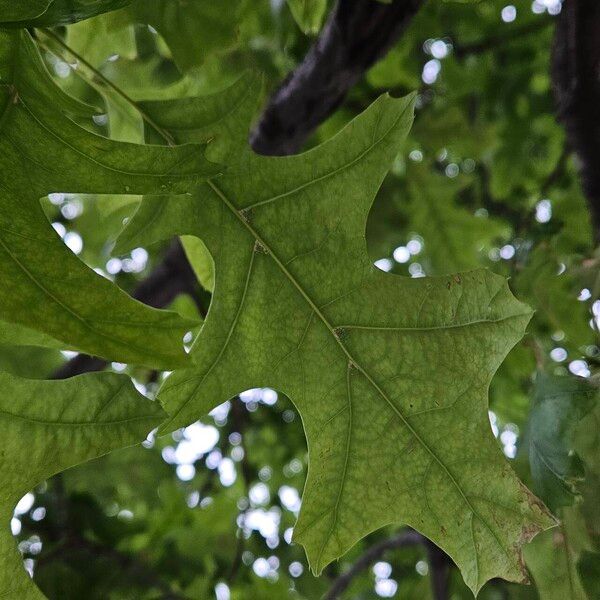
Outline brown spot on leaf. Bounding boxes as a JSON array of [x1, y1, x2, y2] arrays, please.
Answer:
[[240, 207, 253, 223], [254, 240, 269, 254]]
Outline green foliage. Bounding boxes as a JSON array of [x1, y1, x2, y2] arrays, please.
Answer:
[[0, 1, 599, 599], [0, 0, 133, 27], [524, 509, 590, 600], [116, 92, 554, 592], [0, 371, 164, 598], [0, 30, 210, 368], [286, 0, 328, 34], [405, 165, 509, 274], [126, 0, 243, 72]]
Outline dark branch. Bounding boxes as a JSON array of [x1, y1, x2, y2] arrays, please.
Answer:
[[250, 0, 425, 156], [323, 529, 424, 600], [36, 536, 189, 600], [52, 239, 201, 379], [424, 539, 452, 600], [453, 16, 552, 58], [552, 0, 600, 243]]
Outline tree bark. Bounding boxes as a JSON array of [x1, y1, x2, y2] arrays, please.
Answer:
[[324, 529, 424, 600], [551, 0, 600, 244], [250, 0, 425, 156]]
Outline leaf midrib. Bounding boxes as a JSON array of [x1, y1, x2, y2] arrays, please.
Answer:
[[207, 178, 514, 569]]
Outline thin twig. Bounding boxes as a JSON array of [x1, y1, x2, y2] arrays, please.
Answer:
[[453, 16, 553, 58], [424, 538, 452, 600], [324, 529, 424, 600]]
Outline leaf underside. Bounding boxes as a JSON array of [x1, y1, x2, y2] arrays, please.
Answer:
[[0, 0, 134, 27], [117, 90, 556, 593], [0, 30, 217, 369]]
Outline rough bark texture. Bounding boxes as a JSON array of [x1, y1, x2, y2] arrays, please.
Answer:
[[552, 0, 600, 243], [250, 0, 425, 156]]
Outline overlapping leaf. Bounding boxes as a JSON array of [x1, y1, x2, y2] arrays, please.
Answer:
[[60, 14, 143, 143], [527, 373, 597, 512], [0, 0, 133, 27], [116, 91, 555, 593], [136, 71, 261, 290], [127, 0, 242, 72], [0, 371, 164, 599], [287, 0, 328, 34], [0, 30, 218, 368], [524, 508, 590, 600], [522, 374, 599, 599], [139, 71, 261, 162]]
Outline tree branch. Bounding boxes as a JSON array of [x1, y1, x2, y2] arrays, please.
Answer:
[[453, 16, 552, 58], [36, 536, 189, 600], [424, 538, 452, 600], [551, 0, 600, 244], [250, 0, 425, 156], [323, 529, 424, 600]]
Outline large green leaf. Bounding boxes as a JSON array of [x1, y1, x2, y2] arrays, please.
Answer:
[[0, 0, 133, 27], [0, 371, 164, 599], [0, 31, 218, 368], [116, 93, 555, 593]]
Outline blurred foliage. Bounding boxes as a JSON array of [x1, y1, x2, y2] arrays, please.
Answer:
[[1, 0, 599, 598]]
